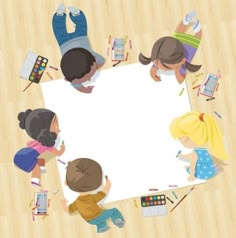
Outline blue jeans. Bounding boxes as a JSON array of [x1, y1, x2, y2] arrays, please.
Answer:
[[52, 11, 87, 46], [88, 208, 124, 233]]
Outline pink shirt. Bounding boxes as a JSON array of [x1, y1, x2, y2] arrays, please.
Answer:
[[27, 140, 54, 154]]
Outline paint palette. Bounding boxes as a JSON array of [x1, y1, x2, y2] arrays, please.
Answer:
[[19, 50, 48, 84], [141, 194, 167, 216]]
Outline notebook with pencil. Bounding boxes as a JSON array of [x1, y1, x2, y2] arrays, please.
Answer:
[[111, 38, 125, 61], [33, 191, 48, 215]]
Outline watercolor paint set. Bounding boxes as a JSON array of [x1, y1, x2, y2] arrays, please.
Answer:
[[141, 194, 167, 216], [19, 50, 48, 83]]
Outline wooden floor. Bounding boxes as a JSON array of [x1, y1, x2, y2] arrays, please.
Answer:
[[0, 0, 236, 237]]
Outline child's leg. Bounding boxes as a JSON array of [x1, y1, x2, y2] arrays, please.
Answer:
[[38, 158, 46, 173], [192, 19, 202, 39], [31, 164, 41, 186], [52, 4, 71, 46], [104, 208, 125, 228], [68, 7, 87, 37], [175, 11, 196, 33]]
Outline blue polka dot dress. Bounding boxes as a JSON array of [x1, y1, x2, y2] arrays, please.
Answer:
[[187, 148, 215, 180]]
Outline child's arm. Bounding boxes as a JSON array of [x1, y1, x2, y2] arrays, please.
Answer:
[[51, 144, 65, 156], [78, 85, 94, 94], [186, 151, 198, 181], [96, 63, 105, 69], [175, 69, 185, 84], [150, 65, 161, 82], [102, 178, 111, 195]]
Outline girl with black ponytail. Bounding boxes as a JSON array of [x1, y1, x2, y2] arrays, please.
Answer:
[[139, 11, 202, 84], [14, 108, 65, 187]]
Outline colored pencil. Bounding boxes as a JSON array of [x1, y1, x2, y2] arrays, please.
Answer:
[[32, 204, 40, 210], [197, 88, 200, 96], [46, 72, 53, 80], [49, 66, 58, 71], [192, 85, 201, 90], [179, 88, 184, 96], [125, 52, 129, 61], [149, 188, 158, 191], [172, 191, 178, 199], [108, 35, 111, 44], [170, 187, 194, 212], [57, 159, 66, 165], [176, 150, 181, 158]]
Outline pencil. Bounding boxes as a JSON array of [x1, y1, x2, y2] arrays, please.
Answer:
[[172, 191, 178, 199], [57, 159, 66, 165], [113, 61, 121, 67], [214, 111, 222, 119], [170, 187, 194, 212], [197, 87, 200, 96], [206, 97, 215, 101], [46, 72, 53, 80], [176, 150, 181, 158], [166, 196, 174, 204], [23, 81, 34, 92]]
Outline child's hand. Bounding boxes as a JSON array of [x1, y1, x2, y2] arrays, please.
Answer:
[[178, 153, 185, 159], [58, 144, 65, 156], [61, 199, 69, 213], [187, 176, 195, 182], [84, 86, 94, 93]]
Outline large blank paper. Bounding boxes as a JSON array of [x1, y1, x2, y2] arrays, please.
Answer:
[[41, 63, 205, 204]]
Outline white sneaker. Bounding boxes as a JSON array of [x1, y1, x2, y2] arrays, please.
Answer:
[[56, 3, 65, 16], [40, 166, 47, 174], [31, 178, 41, 187], [183, 10, 197, 25], [68, 6, 80, 16]]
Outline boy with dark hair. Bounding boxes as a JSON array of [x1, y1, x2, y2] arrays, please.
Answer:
[[61, 158, 125, 233], [52, 4, 105, 93]]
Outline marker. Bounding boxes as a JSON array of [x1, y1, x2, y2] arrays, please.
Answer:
[[179, 88, 184, 96], [46, 72, 53, 80], [192, 85, 201, 90], [170, 187, 195, 212], [48, 199, 50, 208], [129, 40, 132, 49], [149, 188, 158, 191], [49, 66, 58, 71], [176, 150, 181, 158], [113, 61, 121, 67], [206, 97, 215, 101], [214, 111, 222, 119], [172, 191, 178, 199], [125, 52, 129, 61], [166, 196, 174, 204], [57, 159, 66, 165]]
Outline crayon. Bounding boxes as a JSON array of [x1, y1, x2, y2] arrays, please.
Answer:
[[125, 52, 129, 61], [172, 191, 178, 199], [192, 85, 201, 90], [49, 66, 58, 71], [57, 159, 66, 165], [166, 196, 174, 204], [46, 72, 53, 80], [206, 97, 215, 101], [214, 111, 222, 119], [179, 88, 184, 96], [113, 61, 121, 67], [170, 187, 195, 212]]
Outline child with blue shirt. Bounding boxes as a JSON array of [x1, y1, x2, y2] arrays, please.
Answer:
[[52, 4, 105, 93]]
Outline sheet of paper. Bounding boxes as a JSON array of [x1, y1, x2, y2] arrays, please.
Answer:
[[41, 63, 205, 204]]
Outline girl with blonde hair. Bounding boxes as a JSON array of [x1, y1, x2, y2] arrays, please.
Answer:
[[169, 112, 229, 181]]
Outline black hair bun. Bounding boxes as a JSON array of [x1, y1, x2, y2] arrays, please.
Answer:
[[18, 109, 32, 129], [37, 129, 57, 147]]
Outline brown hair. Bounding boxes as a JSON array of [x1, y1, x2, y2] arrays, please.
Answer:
[[139, 36, 201, 72], [66, 158, 102, 192], [60, 48, 96, 82]]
